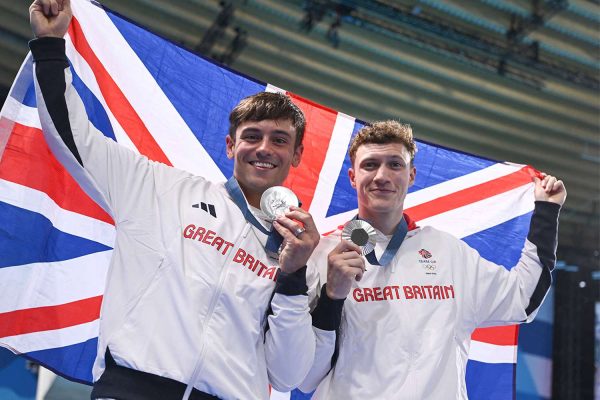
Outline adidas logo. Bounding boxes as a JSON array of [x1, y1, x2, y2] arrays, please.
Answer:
[[192, 202, 217, 218]]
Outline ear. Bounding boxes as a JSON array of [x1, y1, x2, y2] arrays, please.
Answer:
[[348, 167, 356, 189], [225, 135, 235, 159], [409, 166, 417, 187], [291, 144, 304, 167]]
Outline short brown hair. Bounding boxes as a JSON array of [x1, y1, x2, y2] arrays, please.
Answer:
[[349, 120, 417, 165], [228, 92, 306, 148]]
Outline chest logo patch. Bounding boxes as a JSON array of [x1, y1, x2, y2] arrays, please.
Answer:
[[418, 248, 437, 274], [419, 249, 432, 259], [192, 202, 217, 218]]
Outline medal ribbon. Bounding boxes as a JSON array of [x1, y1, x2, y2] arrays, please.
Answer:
[[225, 177, 283, 256], [354, 215, 408, 266]]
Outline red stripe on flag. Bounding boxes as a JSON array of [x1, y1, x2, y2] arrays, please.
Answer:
[[68, 18, 172, 166], [406, 166, 534, 221], [0, 296, 103, 337], [283, 93, 337, 211], [471, 325, 519, 346], [0, 122, 114, 225]]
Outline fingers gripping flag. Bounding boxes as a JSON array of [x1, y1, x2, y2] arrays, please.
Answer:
[[0, 0, 536, 397]]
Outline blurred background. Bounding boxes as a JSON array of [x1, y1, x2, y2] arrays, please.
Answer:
[[0, 0, 598, 399]]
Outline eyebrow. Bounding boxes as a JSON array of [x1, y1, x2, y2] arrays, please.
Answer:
[[240, 127, 292, 137], [361, 155, 405, 162]]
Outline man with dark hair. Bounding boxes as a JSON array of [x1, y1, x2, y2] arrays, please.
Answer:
[[300, 120, 566, 399], [29, 1, 320, 398]]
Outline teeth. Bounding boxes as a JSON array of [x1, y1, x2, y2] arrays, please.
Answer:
[[252, 161, 275, 168]]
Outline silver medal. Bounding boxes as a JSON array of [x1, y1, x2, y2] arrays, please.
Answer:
[[342, 220, 377, 255], [260, 186, 299, 221]]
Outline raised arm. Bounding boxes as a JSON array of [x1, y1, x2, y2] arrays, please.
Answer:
[[465, 174, 566, 328], [29, 0, 186, 221]]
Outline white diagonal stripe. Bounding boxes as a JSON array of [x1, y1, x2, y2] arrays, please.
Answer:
[[2, 96, 41, 130], [311, 112, 355, 229], [0, 320, 99, 354], [64, 34, 139, 153], [0, 251, 110, 313], [71, 0, 226, 181], [0, 179, 115, 247], [468, 340, 517, 364], [418, 184, 534, 238], [404, 162, 525, 209]]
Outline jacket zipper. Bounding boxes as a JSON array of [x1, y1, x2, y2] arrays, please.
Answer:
[[182, 222, 253, 399]]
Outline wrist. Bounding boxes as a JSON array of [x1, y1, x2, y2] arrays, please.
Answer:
[[325, 284, 347, 300], [311, 284, 345, 331], [274, 266, 308, 296]]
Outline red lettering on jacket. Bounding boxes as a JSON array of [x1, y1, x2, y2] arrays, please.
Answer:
[[212, 236, 224, 251], [202, 230, 215, 245], [351, 285, 456, 303], [193, 227, 206, 241], [382, 286, 393, 300], [353, 288, 364, 303], [412, 285, 423, 299], [373, 287, 383, 301], [183, 224, 277, 281], [220, 241, 234, 255], [233, 248, 246, 263], [262, 267, 277, 280], [183, 224, 196, 238], [444, 285, 455, 299], [243, 254, 255, 270]]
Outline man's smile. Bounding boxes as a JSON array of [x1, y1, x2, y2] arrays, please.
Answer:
[[250, 161, 276, 169]]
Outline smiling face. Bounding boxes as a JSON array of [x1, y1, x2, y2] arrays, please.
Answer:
[[349, 142, 416, 228], [226, 118, 303, 208]]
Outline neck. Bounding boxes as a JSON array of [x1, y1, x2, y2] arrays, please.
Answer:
[[232, 176, 262, 209], [243, 189, 261, 209], [359, 208, 404, 235]]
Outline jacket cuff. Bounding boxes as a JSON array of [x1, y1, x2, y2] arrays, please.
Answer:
[[533, 200, 561, 219], [274, 266, 308, 296], [29, 37, 68, 64], [529, 201, 560, 247], [311, 284, 345, 331]]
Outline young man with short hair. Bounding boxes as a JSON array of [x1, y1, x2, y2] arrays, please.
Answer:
[[301, 120, 566, 399], [29, 1, 320, 398]]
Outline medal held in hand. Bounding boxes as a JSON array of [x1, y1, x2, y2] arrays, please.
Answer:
[[260, 186, 299, 221], [342, 220, 377, 255]]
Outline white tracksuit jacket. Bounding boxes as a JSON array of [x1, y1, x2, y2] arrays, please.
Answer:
[[30, 37, 315, 400], [301, 206, 559, 399]]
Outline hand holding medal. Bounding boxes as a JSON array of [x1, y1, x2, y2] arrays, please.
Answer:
[[326, 219, 375, 300], [341, 220, 377, 255], [263, 187, 320, 274]]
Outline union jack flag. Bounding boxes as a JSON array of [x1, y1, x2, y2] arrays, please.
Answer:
[[0, 0, 536, 398]]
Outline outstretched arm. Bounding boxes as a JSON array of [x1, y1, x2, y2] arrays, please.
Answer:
[[466, 173, 565, 328]]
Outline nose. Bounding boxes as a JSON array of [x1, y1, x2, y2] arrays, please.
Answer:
[[255, 137, 273, 157], [373, 165, 390, 183]]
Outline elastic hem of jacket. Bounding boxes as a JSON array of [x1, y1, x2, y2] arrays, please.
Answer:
[[274, 265, 308, 296], [29, 37, 68, 65], [311, 284, 345, 331], [91, 348, 220, 400]]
